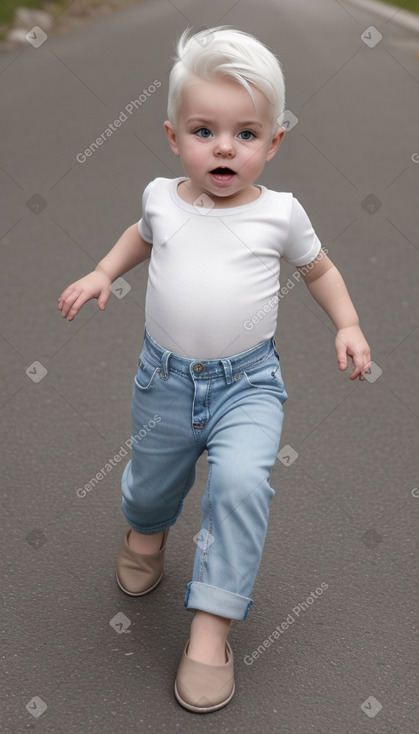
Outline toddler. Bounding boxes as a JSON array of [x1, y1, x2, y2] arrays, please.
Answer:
[[58, 26, 371, 713]]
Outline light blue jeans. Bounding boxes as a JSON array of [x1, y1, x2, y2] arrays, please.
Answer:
[[121, 328, 288, 621]]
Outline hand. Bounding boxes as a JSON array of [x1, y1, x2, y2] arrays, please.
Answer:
[[335, 325, 371, 381], [58, 269, 111, 321]]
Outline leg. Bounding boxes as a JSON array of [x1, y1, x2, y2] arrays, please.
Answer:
[[185, 359, 287, 624], [121, 344, 200, 534], [175, 365, 286, 709], [118, 338, 201, 594], [184, 407, 278, 663], [175, 342, 287, 711], [188, 610, 232, 665], [128, 529, 164, 553]]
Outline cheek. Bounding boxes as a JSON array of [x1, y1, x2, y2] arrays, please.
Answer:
[[183, 143, 208, 165], [241, 150, 267, 172]]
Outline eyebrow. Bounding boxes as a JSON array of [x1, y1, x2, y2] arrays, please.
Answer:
[[186, 117, 263, 129]]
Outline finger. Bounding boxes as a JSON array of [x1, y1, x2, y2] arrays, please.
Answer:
[[58, 285, 76, 310], [335, 341, 348, 371], [61, 290, 90, 320], [360, 359, 372, 381], [349, 366, 362, 380], [97, 288, 110, 311], [60, 291, 81, 319], [349, 357, 371, 381], [65, 292, 91, 320]]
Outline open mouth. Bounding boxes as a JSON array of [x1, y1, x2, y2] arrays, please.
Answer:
[[210, 167, 236, 175]]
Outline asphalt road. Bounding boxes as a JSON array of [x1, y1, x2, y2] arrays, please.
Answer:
[[1, 0, 418, 732]]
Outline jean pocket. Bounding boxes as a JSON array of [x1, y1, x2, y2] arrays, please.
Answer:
[[134, 358, 159, 391], [243, 356, 286, 394]]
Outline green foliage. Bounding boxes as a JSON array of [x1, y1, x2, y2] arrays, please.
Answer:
[[0, 1, 67, 26], [373, 0, 419, 13]]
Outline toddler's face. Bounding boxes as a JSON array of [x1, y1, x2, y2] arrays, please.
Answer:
[[164, 77, 284, 206]]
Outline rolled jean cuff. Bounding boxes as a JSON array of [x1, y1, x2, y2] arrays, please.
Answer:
[[184, 581, 253, 621], [121, 498, 177, 535]]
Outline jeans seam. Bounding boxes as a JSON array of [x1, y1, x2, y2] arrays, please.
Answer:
[[237, 347, 274, 372], [134, 365, 159, 391], [199, 463, 213, 583], [205, 378, 212, 417], [179, 461, 198, 506]]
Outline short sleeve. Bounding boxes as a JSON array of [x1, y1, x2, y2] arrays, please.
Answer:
[[137, 180, 155, 243], [282, 196, 322, 266]]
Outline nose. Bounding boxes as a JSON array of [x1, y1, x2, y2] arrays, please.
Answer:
[[214, 135, 235, 158]]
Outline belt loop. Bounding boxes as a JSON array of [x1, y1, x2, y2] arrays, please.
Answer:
[[158, 349, 171, 380], [220, 358, 233, 385], [272, 337, 280, 361]]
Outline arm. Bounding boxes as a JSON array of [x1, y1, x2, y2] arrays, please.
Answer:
[[297, 250, 371, 380], [58, 224, 152, 321]]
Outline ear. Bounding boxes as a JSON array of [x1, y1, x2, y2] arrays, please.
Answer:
[[164, 120, 180, 156], [265, 126, 286, 162]]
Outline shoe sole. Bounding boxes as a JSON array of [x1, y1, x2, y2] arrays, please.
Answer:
[[174, 680, 235, 713], [115, 570, 163, 596]]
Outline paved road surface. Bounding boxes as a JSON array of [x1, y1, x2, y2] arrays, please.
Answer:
[[1, 0, 418, 731]]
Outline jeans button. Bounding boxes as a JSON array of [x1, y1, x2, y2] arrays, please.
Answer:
[[193, 363, 204, 373]]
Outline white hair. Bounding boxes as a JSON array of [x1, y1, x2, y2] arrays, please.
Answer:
[[167, 26, 286, 133]]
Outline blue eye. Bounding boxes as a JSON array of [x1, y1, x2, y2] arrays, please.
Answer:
[[196, 128, 212, 138], [238, 130, 255, 140]]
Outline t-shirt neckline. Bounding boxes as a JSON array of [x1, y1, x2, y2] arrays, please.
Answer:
[[170, 177, 268, 215]]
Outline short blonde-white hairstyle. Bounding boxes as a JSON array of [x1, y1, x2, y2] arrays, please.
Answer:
[[167, 26, 286, 133]]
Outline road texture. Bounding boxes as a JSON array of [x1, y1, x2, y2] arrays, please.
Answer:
[[1, 0, 418, 731]]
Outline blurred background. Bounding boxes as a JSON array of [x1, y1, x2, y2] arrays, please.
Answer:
[[1, 0, 418, 732]]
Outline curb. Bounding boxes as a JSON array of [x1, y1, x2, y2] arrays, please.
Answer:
[[343, 0, 419, 35]]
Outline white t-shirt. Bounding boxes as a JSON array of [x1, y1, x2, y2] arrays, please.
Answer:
[[138, 177, 321, 359]]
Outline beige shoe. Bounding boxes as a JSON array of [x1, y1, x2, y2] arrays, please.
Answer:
[[115, 527, 169, 596], [174, 640, 235, 713]]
